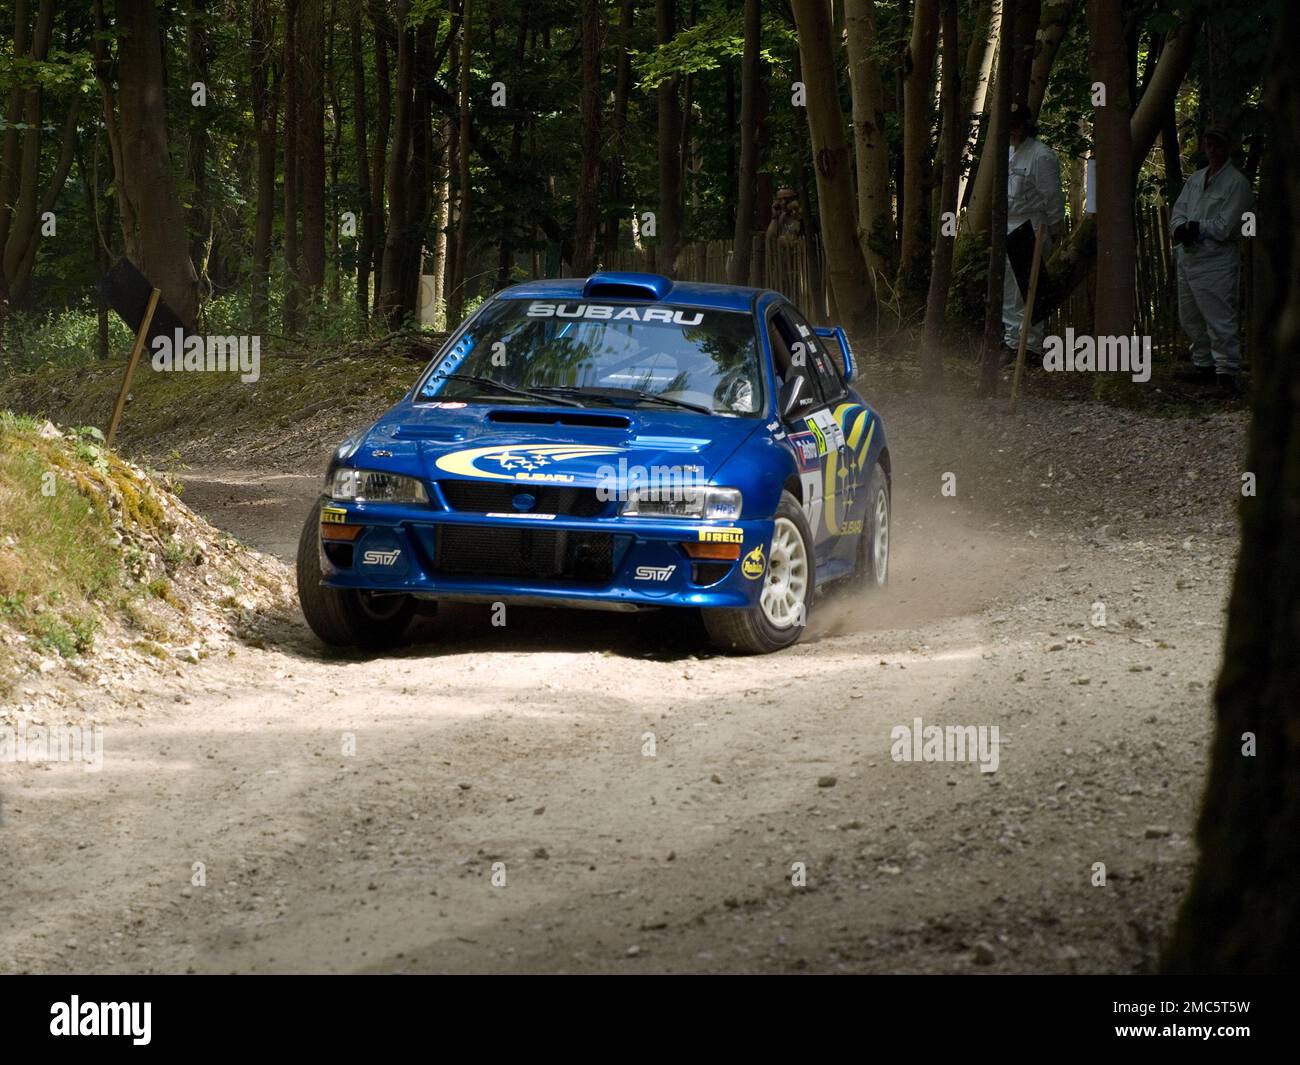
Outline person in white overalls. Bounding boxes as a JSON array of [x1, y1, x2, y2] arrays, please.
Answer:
[[1002, 100, 1065, 359], [1170, 125, 1254, 395]]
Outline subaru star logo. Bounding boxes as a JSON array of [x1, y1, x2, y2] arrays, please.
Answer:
[[512, 492, 536, 512]]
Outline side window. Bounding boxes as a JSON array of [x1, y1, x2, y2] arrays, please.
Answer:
[[770, 307, 826, 419], [782, 307, 845, 402]]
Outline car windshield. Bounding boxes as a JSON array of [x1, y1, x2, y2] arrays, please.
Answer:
[[418, 298, 764, 416]]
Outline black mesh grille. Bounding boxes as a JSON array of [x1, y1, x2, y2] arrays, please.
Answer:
[[439, 481, 608, 517], [435, 525, 619, 582]]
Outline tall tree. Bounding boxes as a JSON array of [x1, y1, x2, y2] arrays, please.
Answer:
[[897, 0, 940, 300], [1034, 12, 1202, 320], [447, 0, 472, 323], [655, 0, 684, 275], [349, 4, 372, 322], [1087, 0, 1134, 337], [603, 0, 635, 267], [185, 1, 214, 299], [1162, 7, 1300, 972], [976, 0, 1016, 395], [729, 0, 760, 283], [299, 0, 327, 301], [250, 0, 278, 332], [967, 0, 1051, 233], [571, 0, 603, 276], [0, 0, 81, 313], [282, 0, 302, 331], [844, 0, 892, 273], [791, 0, 877, 337], [957, 0, 999, 209], [922, 0, 961, 388], [94, 0, 198, 328]]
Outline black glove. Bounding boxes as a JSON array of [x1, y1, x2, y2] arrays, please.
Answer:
[[1186, 220, 1200, 243], [1172, 223, 1188, 245]]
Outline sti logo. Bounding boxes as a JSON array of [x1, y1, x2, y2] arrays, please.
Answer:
[[362, 548, 402, 566], [634, 565, 676, 581]]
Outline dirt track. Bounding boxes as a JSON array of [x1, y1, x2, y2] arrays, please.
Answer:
[[0, 391, 1243, 973]]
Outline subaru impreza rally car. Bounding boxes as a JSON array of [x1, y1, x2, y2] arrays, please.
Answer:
[[297, 272, 890, 654]]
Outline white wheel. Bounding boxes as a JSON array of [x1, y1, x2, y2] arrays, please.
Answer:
[[702, 491, 815, 654], [871, 484, 889, 584], [760, 516, 810, 628]]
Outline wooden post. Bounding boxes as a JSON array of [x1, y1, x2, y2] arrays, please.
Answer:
[[1008, 224, 1047, 414], [106, 287, 161, 447]]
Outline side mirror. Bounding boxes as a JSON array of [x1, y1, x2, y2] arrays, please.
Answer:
[[778, 375, 806, 420]]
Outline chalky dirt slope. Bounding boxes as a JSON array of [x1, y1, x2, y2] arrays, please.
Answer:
[[0, 376, 1246, 974]]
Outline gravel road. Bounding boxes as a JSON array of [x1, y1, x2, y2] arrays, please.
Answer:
[[0, 390, 1246, 973]]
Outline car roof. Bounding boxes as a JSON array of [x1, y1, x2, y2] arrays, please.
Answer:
[[494, 272, 780, 314]]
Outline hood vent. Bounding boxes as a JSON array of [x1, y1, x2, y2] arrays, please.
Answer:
[[488, 409, 631, 429]]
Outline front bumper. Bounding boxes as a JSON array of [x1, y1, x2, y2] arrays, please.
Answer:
[[316, 498, 773, 610]]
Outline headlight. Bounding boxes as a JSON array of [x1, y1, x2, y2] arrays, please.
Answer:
[[331, 468, 429, 504], [622, 486, 742, 521]]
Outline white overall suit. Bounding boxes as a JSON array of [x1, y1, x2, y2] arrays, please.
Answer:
[[1002, 137, 1065, 353], [1170, 162, 1253, 375]]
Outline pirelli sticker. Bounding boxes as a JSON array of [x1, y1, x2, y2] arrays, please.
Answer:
[[699, 526, 744, 544], [321, 506, 349, 524]]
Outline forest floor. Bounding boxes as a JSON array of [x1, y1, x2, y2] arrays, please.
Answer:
[[0, 353, 1248, 973]]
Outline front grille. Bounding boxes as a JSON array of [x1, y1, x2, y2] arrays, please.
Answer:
[[435, 525, 620, 582], [440, 480, 608, 517]]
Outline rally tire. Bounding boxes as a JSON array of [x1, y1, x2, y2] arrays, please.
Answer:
[[854, 461, 890, 590], [703, 491, 815, 654], [296, 502, 416, 649]]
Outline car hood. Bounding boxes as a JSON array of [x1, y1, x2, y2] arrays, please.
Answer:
[[347, 401, 765, 487]]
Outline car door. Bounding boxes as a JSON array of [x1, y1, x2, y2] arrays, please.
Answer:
[[768, 305, 842, 572], [778, 306, 874, 568]]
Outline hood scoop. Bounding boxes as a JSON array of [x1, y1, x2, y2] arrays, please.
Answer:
[[488, 409, 631, 430], [394, 424, 467, 442]]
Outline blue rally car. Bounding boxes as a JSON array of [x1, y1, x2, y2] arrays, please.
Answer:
[[296, 272, 891, 654]]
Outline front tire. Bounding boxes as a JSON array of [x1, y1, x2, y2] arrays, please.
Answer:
[[703, 490, 815, 654], [296, 502, 415, 649]]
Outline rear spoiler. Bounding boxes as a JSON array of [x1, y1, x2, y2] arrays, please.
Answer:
[[814, 326, 855, 384]]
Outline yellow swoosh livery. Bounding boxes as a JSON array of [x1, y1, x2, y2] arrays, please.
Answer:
[[823, 405, 874, 536], [435, 443, 623, 480]]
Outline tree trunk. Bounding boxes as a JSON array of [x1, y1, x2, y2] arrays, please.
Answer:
[[448, 0, 472, 322], [1027, 0, 1075, 115], [370, 1, 391, 304], [844, 0, 892, 273], [1033, 12, 1202, 320], [602, 0, 635, 267], [791, 0, 877, 339], [299, 0, 327, 301], [282, 0, 302, 331], [921, 0, 961, 388], [976, 0, 1015, 395], [1088, 0, 1134, 338], [655, 0, 684, 275], [571, 0, 602, 276], [729, 0, 760, 283], [957, 0, 999, 209], [100, 0, 198, 328], [185, 1, 213, 302], [349, 4, 371, 323], [897, 0, 939, 301], [431, 119, 450, 325], [250, 0, 277, 332], [967, 0, 1051, 233], [1162, 7, 1300, 972]]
